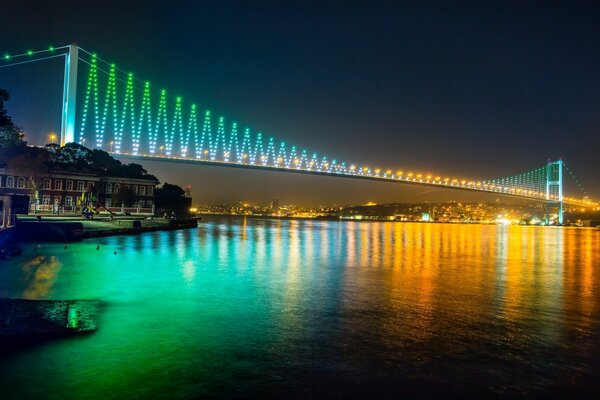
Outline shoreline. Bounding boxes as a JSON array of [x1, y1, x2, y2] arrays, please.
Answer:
[[196, 213, 599, 229], [2, 217, 199, 246]]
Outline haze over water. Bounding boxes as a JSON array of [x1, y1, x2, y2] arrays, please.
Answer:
[[1, 217, 599, 398]]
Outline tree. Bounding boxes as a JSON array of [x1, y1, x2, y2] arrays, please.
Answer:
[[47, 142, 91, 167], [0, 88, 25, 153], [88, 148, 122, 171], [154, 182, 191, 216]]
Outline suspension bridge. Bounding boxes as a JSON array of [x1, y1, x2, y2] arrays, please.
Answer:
[[1, 44, 597, 224]]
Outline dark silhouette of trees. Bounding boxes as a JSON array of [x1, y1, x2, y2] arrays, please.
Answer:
[[0, 88, 25, 156], [155, 183, 191, 216]]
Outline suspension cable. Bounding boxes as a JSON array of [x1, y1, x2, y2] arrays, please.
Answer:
[[562, 162, 588, 197], [0, 53, 66, 69]]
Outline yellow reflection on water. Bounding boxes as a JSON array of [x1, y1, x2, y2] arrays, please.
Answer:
[[339, 223, 599, 347], [20, 255, 63, 299]]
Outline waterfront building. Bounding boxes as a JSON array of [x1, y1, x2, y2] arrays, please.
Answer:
[[0, 164, 158, 213]]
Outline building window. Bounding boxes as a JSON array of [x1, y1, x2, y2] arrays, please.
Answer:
[[6, 176, 15, 188], [65, 196, 73, 207], [17, 177, 26, 189], [42, 195, 51, 205], [139, 186, 146, 196], [54, 196, 61, 205], [146, 200, 153, 207], [114, 184, 120, 194], [147, 186, 154, 196], [66, 180, 73, 191], [87, 182, 93, 188], [77, 181, 85, 191], [132, 185, 138, 194], [43, 179, 51, 190], [105, 198, 112, 208], [105, 183, 112, 194], [55, 180, 63, 190]]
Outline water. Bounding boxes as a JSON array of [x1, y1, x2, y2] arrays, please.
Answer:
[[1, 217, 599, 398]]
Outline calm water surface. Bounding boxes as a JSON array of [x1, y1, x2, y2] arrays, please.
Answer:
[[1, 216, 599, 398]]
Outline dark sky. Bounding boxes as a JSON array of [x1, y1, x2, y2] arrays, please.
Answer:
[[1, 0, 599, 205]]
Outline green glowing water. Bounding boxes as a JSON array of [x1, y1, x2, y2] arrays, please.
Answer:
[[1, 217, 599, 398]]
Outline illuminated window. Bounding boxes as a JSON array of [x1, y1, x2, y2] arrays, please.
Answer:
[[42, 195, 51, 205], [17, 177, 26, 189], [55, 180, 63, 190], [147, 186, 154, 196], [54, 196, 61, 205], [77, 181, 85, 191], [139, 186, 146, 196], [6, 176, 15, 188], [65, 196, 73, 207]]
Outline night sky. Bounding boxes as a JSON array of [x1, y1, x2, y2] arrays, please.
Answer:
[[1, 1, 599, 205]]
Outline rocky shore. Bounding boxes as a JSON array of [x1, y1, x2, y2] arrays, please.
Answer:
[[0, 299, 100, 336]]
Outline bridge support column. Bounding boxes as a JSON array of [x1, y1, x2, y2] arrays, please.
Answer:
[[60, 44, 79, 146], [545, 159, 563, 225]]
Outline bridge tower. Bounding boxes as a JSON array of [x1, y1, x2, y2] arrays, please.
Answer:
[[60, 44, 79, 146], [545, 159, 563, 225]]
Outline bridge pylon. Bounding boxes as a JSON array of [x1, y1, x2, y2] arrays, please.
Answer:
[[60, 44, 79, 146], [545, 159, 563, 225]]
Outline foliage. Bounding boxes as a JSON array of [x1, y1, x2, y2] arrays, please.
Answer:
[[46, 142, 157, 180], [154, 182, 190, 216], [0, 88, 25, 155]]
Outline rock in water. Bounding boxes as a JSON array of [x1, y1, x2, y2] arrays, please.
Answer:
[[0, 299, 100, 336]]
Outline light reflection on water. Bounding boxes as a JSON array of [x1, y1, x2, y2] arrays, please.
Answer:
[[0, 217, 599, 398]]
